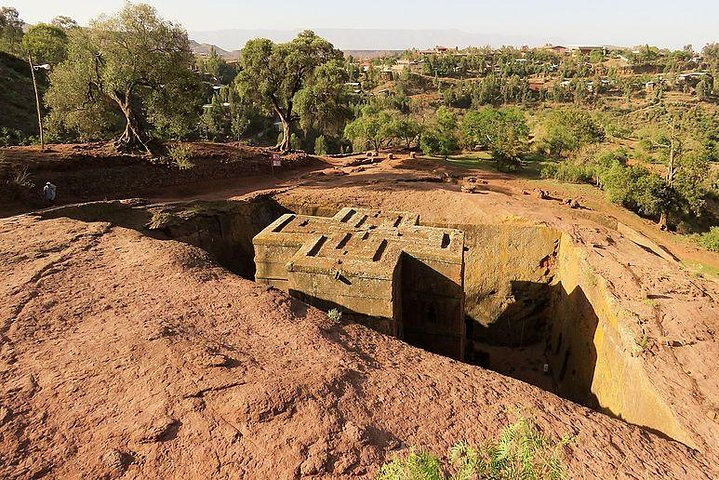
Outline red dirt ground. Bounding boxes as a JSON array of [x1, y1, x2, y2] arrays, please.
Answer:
[[1, 144, 719, 478], [1, 213, 715, 479], [0, 142, 320, 216]]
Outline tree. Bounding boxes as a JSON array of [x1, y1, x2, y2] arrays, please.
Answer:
[[51, 16, 79, 31], [638, 105, 712, 229], [538, 109, 605, 158], [702, 43, 719, 75], [600, 163, 670, 219], [589, 49, 604, 64], [472, 74, 501, 106], [236, 31, 342, 152], [45, 3, 201, 151], [294, 60, 351, 138], [314, 135, 328, 155], [198, 47, 236, 85], [200, 93, 230, 140], [695, 77, 712, 101], [462, 107, 529, 170], [344, 105, 395, 152], [22, 23, 68, 65], [420, 107, 458, 158], [0, 7, 23, 56], [388, 116, 422, 149]]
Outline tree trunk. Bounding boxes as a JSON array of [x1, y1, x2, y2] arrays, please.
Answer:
[[667, 140, 676, 185], [659, 210, 669, 231], [277, 116, 291, 152], [272, 99, 292, 153], [113, 92, 150, 153]]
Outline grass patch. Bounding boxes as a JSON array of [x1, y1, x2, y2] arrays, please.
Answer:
[[443, 151, 495, 170], [167, 143, 195, 170], [697, 227, 719, 253], [442, 151, 552, 179], [378, 417, 569, 480], [682, 260, 719, 283]]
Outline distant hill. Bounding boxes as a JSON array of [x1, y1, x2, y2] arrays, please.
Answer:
[[0, 51, 46, 139], [189, 28, 560, 52], [343, 50, 404, 60], [188, 39, 402, 61], [189, 40, 242, 60]]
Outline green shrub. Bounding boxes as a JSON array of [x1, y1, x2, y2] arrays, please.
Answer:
[[378, 417, 568, 480], [600, 163, 668, 218], [0, 127, 35, 146], [290, 132, 302, 151], [699, 227, 719, 252], [314, 135, 328, 155], [535, 109, 605, 158], [167, 143, 194, 170], [540, 161, 593, 183], [420, 107, 459, 158], [378, 450, 444, 480], [327, 308, 342, 321]]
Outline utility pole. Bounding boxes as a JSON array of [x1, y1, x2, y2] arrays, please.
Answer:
[[28, 53, 44, 151]]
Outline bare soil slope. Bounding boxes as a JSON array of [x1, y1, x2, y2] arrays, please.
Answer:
[[0, 142, 320, 215], [2, 151, 719, 478], [0, 208, 717, 479]]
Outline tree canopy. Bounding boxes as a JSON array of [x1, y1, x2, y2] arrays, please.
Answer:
[[22, 23, 68, 65], [51, 16, 79, 31], [420, 107, 459, 158], [462, 107, 529, 170], [235, 30, 343, 151], [198, 47, 236, 85], [537, 109, 605, 158], [294, 59, 351, 138], [0, 7, 23, 56], [344, 105, 396, 152], [45, 3, 202, 150]]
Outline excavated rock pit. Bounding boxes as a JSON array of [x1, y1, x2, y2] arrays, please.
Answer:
[[36, 196, 703, 448]]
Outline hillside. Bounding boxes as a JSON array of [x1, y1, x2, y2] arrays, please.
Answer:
[[0, 51, 46, 141], [188, 28, 557, 51], [189, 40, 240, 60]]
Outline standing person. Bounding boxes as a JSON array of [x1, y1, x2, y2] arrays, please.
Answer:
[[43, 182, 56, 204]]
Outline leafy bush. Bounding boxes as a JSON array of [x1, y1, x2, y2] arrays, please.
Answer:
[[535, 109, 605, 158], [540, 161, 593, 184], [461, 107, 529, 171], [314, 135, 328, 155], [543, 147, 675, 221], [378, 450, 444, 480], [0, 127, 35, 146], [600, 164, 668, 218], [327, 308, 342, 321], [290, 132, 302, 151], [420, 107, 459, 158], [699, 227, 719, 252], [167, 143, 194, 170], [378, 417, 569, 480]]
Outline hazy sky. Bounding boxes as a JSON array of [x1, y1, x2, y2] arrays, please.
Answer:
[[8, 0, 719, 49]]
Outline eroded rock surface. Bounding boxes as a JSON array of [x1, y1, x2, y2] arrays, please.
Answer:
[[1, 208, 718, 478]]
